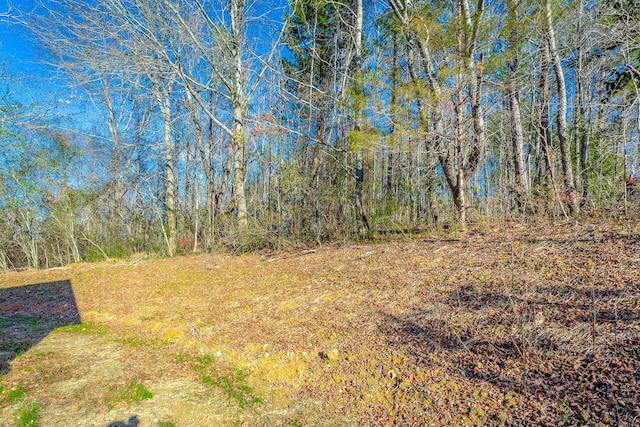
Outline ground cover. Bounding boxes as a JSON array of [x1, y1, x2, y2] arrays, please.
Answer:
[[1, 219, 639, 426]]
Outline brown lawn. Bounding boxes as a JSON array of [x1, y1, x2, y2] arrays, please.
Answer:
[[1, 219, 639, 426]]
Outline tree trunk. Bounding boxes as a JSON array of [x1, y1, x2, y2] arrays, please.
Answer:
[[390, 0, 446, 225], [544, 0, 578, 213], [158, 88, 176, 256], [441, 74, 467, 227], [353, 0, 369, 232], [538, 40, 555, 184], [537, 38, 567, 216], [232, 103, 248, 228], [576, 0, 589, 206], [208, 91, 219, 247], [230, 0, 248, 228], [455, 169, 467, 225], [506, 0, 530, 207], [310, 116, 323, 241], [102, 82, 124, 224]]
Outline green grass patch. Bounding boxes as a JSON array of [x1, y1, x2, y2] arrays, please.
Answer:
[[0, 342, 29, 356], [0, 316, 47, 327], [158, 421, 176, 427], [12, 316, 46, 326], [0, 316, 49, 335], [106, 381, 153, 406], [114, 336, 151, 347], [174, 352, 191, 364], [14, 402, 40, 427], [193, 355, 215, 371], [54, 322, 107, 336], [4, 386, 27, 403], [192, 355, 261, 408]]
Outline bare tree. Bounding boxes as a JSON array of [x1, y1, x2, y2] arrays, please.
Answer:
[[153, 0, 289, 229], [544, 0, 579, 213], [389, 0, 486, 226], [506, 0, 530, 207]]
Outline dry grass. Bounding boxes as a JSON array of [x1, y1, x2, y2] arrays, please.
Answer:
[[1, 219, 639, 426]]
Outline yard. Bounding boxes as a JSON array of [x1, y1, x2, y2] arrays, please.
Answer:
[[1, 220, 639, 426]]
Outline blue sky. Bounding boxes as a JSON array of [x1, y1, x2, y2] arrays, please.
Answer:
[[0, 27, 33, 71], [0, 0, 289, 103], [0, 0, 63, 107], [1, 1, 37, 75], [1, 0, 94, 124]]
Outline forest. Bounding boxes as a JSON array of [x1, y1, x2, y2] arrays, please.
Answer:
[[0, 0, 639, 269], [1, 2, 640, 425]]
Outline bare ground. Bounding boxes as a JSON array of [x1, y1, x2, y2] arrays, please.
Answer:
[[1, 219, 639, 426]]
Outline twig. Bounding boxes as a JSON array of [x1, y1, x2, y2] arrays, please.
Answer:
[[434, 245, 449, 254], [268, 249, 318, 262], [590, 273, 597, 349], [355, 250, 376, 260], [626, 63, 640, 79], [295, 249, 317, 257], [80, 230, 109, 260], [190, 325, 201, 339]]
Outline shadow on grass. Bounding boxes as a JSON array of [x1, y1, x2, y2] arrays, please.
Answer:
[[0, 280, 81, 375], [106, 415, 139, 427]]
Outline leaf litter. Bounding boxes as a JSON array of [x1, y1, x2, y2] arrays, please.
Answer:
[[0, 219, 639, 426]]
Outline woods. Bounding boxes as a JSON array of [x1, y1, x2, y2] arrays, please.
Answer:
[[0, 0, 639, 269]]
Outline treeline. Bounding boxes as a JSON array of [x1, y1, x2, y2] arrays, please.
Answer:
[[0, 0, 638, 270]]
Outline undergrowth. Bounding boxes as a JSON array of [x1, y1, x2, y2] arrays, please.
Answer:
[[4, 386, 26, 403], [192, 355, 261, 408], [0, 343, 28, 357], [114, 336, 156, 347], [105, 381, 153, 407], [54, 322, 108, 336], [14, 403, 39, 427]]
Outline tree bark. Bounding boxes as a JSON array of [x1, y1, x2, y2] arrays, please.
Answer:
[[390, 0, 451, 223], [156, 83, 176, 256], [544, 0, 578, 213], [576, 0, 589, 206], [387, 31, 399, 196], [538, 39, 554, 183], [506, 0, 530, 207], [230, 0, 248, 228], [438, 0, 485, 227], [353, 0, 369, 232]]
